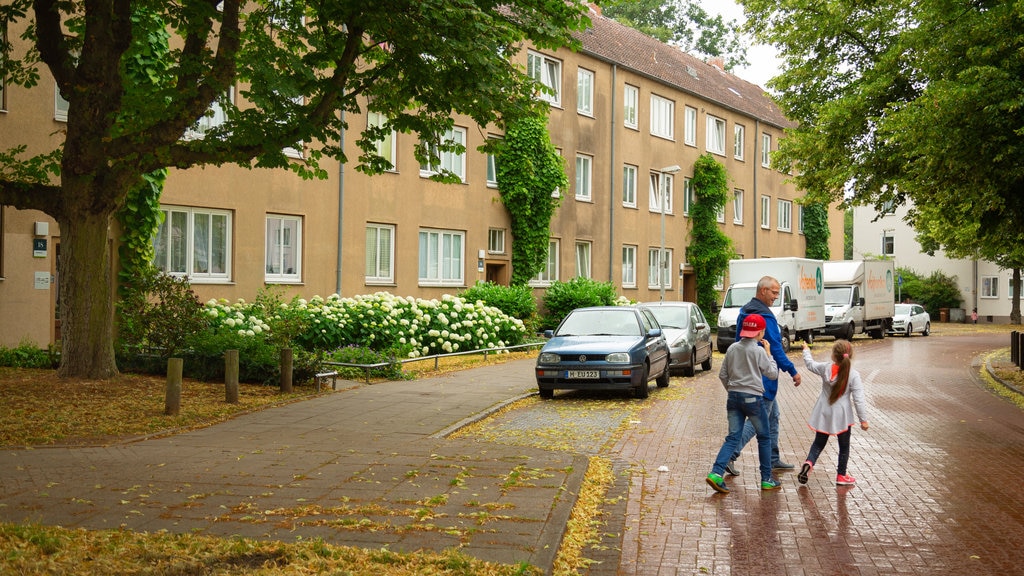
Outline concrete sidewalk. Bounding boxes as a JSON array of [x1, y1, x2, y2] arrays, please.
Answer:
[[0, 358, 583, 572]]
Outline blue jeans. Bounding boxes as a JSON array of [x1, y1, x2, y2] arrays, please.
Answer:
[[712, 391, 772, 482], [732, 398, 781, 466]]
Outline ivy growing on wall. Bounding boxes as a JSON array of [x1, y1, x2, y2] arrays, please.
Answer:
[[115, 170, 167, 297], [495, 114, 567, 286], [689, 154, 736, 317], [801, 201, 831, 260]]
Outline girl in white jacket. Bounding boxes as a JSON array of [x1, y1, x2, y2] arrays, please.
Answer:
[[798, 339, 870, 486]]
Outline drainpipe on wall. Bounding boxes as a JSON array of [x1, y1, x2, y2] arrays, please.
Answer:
[[336, 110, 346, 295], [608, 65, 617, 281], [752, 120, 760, 258]]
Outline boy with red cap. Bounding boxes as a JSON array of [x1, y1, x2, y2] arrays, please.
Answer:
[[706, 313, 781, 493]]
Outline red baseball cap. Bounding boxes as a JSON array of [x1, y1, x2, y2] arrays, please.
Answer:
[[739, 314, 766, 338]]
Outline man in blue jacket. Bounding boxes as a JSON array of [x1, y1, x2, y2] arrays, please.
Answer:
[[726, 275, 802, 475]]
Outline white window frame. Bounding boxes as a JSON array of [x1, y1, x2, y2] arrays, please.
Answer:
[[418, 228, 464, 287], [530, 239, 560, 286], [650, 94, 675, 139], [622, 244, 637, 288], [365, 223, 395, 284], [486, 135, 502, 188], [622, 164, 638, 208], [527, 50, 561, 106], [684, 106, 697, 146], [733, 190, 744, 224], [881, 233, 895, 256], [54, 84, 70, 122], [575, 241, 592, 279], [420, 126, 467, 182], [577, 67, 594, 116], [367, 111, 397, 171], [777, 199, 792, 232], [488, 228, 506, 254], [760, 195, 771, 229], [153, 205, 232, 282], [683, 177, 694, 216], [706, 115, 726, 155], [762, 133, 772, 167], [575, 154, 593, 201], [734, 124, 745, 160], [649, 172, 674, 214], [717, 204, 726, 223], [981, 276, 999, 298], [265, 214, 302, 283], [798, 205, 806, 234], [648, 247, 672, 290], [623, 84, 639, 129]]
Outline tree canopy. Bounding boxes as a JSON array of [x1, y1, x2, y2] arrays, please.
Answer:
[[741, 0, 1023, 322], [0, 0, 590, 378]]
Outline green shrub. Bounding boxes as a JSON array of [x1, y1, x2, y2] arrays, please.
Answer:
[[327, 345, 409, 380], [117, 266, 210, 358], [896, 267, 962, 317], [539, 277, 619, 330], [0, 340, 59, 369], [459, 281, 537, 321]]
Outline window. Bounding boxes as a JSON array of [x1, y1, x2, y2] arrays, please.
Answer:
[[265, 215, 302, 282], [760, 195, 771, 228], [575, 241, 592, 278], [488, 228, 505, 254], [531, 240, 560, 286], [54, 84, 70, 122], [486, 135, 501, 187], [365, 223, 394, 284], [367, 111, 397, 171], [648, 248, 672, 289], [649, 172, 674, 214], [282, 95, 305, 158], [622, 245, 637, 288], [182, 89, 233, 140], [575, 154, 592, 201], [527, 50, 561, 106], [761, 134, 772, 167], [706, 115, 726, 155], [881, 232, 895, 256], [734, 124, 745, 160], [733, 190, 744, 224], [153, 206, 231, 281], [981, 276, 999, 298], [418, 229, 464, 286], [717, 204, 725, 223], [420, 126, 467, 181], [577, 67, 594, 116], [623, 84, 639, 129], [622, 164, 638, 207], [777, 199, 792, 231], [798, 205, 805, 234], [552, 147, 563, 198], [650, 94, 675, 139], [684, 106, 697, 146], [683, 178, 694, 216]]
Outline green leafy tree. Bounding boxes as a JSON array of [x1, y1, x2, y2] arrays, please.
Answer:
[[688, 154, 735, 318], [0, 0, 589, 378], [599, 0, 748, 70], [494, 114, 567, 286], [741, 0, 1023, 323], [801, 201, 830, 260]]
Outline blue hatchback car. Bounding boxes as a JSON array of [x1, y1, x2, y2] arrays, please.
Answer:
[[535, 306, 671, 399]]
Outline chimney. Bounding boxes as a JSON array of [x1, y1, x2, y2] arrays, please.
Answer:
[[588, 2, 602, 16], [708, 57, 725, 71]]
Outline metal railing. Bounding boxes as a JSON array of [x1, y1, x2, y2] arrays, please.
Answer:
[[318, 341, 545, 385]]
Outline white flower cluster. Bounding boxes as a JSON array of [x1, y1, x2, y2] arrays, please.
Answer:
[[204, 299, 272, 337]]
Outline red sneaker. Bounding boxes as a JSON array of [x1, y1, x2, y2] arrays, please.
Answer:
[[835, 474, 857, 485]]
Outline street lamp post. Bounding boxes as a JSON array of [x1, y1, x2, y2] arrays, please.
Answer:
[[659, 165, 682, 301]]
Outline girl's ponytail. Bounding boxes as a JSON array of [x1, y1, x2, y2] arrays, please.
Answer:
[[828, 339, 852, 404]]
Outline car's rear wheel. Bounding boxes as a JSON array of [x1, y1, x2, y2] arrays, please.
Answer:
[[905, 323, 912, 337], [635, 364, 650, 399], [538, 387, 553, 399], [846, 322, 856, 340], [683, 350, 696, 377], [701, 352, 712, 372], [923, 322, 930, 336], [656, 361, 671, 387]]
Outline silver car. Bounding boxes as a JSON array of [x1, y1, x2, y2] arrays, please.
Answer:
[[888, 303, 931, 336], [642, 301, 714, 376]]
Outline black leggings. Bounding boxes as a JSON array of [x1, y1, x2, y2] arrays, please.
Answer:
[[806, 426, 852, 475]]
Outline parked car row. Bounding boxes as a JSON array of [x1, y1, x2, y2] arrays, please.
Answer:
[[534, 301, 713, 399]]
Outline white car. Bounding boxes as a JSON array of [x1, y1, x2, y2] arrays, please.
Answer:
[[888, 303, 930, 336]]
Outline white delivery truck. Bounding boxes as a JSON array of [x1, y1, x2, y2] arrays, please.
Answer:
[[715, 257, 826, 353], [819, 260, 895, 340]]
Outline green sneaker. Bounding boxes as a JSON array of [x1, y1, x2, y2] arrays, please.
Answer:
[[761, 478, 782, 490], [706, 473, 729, 494]]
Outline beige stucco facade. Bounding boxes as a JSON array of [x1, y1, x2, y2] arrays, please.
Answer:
[[0, 8, 843, 348]]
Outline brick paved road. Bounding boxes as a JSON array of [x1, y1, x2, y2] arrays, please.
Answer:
[[610, 331, 1024, 575]]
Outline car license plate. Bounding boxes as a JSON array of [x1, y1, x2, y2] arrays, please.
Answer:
[[566, 370, 599, 379]]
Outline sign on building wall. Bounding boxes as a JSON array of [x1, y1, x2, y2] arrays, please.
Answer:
[[33, 238, 47, 258]]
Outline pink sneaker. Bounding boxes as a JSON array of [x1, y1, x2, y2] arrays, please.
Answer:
[[835, 474, 857, 485]]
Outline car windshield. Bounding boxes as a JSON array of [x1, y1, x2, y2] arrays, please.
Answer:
[[824, 287, 852, 306], [723, 287, 755, 308], [648, 307, 689, 329], [895, 304, 912, 315], [556, 309, 641, 337]]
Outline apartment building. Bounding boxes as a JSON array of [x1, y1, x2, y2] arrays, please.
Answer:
[[0, 7, 843, 348]]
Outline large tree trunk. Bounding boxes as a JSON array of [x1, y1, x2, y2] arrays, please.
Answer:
[[56, 210, 119, 379], [1012, 268, 1022, 325]]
